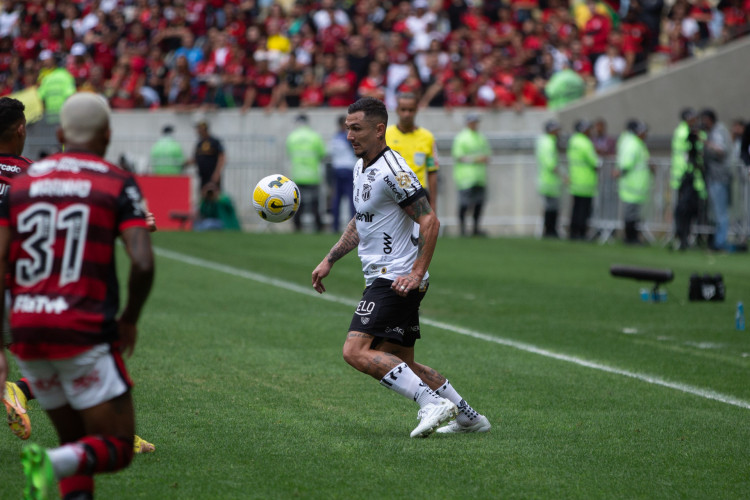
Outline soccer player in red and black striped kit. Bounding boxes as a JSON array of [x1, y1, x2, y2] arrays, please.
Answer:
[[1, 97, 156, 456], [0, 97, 35, 441], [0, 93, 154, 500]]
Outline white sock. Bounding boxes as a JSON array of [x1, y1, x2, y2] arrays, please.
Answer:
[[435, 380, 481, 426], [380, 363, 441, 408], [47, 443, 84, 479]]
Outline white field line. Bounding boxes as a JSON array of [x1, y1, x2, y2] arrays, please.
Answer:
[[155, 247, 750, 411]]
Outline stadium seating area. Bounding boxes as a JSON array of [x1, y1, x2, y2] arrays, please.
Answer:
[[1, 0, 748, 111]]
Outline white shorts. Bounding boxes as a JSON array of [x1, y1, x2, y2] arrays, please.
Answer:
[[15, 344, 132, 411]]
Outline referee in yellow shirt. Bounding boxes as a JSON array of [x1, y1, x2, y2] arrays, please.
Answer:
[[385, 92, 440, 211]]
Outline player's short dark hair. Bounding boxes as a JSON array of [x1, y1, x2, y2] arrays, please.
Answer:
[[0, 97, 25, 141], [348, 97, 388, 127]]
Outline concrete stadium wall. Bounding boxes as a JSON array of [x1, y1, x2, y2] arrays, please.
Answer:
[[24, 106, 556, 233]]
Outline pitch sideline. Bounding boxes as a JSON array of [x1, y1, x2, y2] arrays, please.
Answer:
[[155, 247, 750, 411]]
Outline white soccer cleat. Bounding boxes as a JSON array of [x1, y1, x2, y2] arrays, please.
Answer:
[[436, 414, 491, 434], [410, 399, 458, 438]]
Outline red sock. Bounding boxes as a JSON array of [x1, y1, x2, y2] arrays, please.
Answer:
[[76, 435, 134, 475], [59, 475, 94, 500]]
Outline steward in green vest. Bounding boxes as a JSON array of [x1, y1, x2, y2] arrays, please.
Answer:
[[536, 120, 562, 238], [567, 119, 600, 240], [545, 66, 586, 111], [615, 120, 652, 244], [671, 108, 706, 250], [670, 109, 706, 197], [150, 125, 185, 175], [286, 114, 326, 232], [452, 113, 491, 236], [37, 52, 76, 122]]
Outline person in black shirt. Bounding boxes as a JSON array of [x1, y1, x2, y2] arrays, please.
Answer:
[[186, 120, 226, 196]]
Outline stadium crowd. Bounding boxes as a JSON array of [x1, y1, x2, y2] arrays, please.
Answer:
[[1, 0, 748, 113]]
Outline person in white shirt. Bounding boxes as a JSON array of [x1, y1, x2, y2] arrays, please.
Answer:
[[594, 44, 626, 92], [311, 97, 490, 438]]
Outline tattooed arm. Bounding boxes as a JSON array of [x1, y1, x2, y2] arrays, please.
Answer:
[[393, 195, 439, 296], [312, 217, 359, 294]]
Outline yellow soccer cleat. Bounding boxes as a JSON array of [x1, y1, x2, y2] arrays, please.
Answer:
[[133, 435, 155, 454], [4, 381, 31, 440]]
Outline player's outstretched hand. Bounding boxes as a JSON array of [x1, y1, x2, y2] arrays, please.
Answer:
[[118, 321, 138, 358], [146, 211, 157, 232], [312, 260, 331, 294]]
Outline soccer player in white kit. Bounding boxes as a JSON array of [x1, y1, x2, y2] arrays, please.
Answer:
[[312, 97, 490, 437]]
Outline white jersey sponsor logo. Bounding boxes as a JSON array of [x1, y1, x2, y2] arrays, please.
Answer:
[[30, 179, 92, 198], [0, 163, 22, 174], [29, 157, 109, 177], [13, 294, 69, 314], [353, 149, 428, 286]]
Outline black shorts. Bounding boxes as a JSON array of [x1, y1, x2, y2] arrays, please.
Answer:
[[348, 278, 428, 347]]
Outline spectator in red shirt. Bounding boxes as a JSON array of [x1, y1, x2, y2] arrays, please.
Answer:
[[324, 54, 358, 107], [396, 62, 423, 99], [357, 60, 387, 101], [13, 23, 38, 62], [720, 0, 748, 40], [106, 57, 145, 109], [91, 26, 118, 78], [582, 0, 612, 65], [491, 6, 518, 46], [242, 54, 278, 111], [566, 39, 595, 88], [67, 43, 92, 88], [443, 75, 470, 109], [299, 68, 325, 108], [620, 9, 649, 76], [38, 21, 65, 55]]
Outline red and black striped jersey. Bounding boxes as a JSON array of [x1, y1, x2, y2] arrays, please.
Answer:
[[0, 153, 32, 202], [0, 151, 149, 360]]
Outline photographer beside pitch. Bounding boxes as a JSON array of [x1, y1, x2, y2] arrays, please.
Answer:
[[311, 97, 489, 438]]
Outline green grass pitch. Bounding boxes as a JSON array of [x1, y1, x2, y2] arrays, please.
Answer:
[[2, 231, 750, 499]]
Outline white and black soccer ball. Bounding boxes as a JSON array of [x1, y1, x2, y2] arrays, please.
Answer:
[[252, 174, 301, 223]]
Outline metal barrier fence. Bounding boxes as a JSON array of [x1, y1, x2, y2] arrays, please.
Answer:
[[22, 124, 750, 243]]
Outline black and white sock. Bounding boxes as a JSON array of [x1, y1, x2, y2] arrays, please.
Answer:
[[435, 380, 481, 425], [380, 363, 442, 408]]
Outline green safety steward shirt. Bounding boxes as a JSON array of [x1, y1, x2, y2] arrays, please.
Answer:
[[150, 137, 185, 175], [536, 133, 560, 197], [616, 131, 651, 204], [286, 126, 326, 186], [545, 69, 586, 111], [37, 68, 76, 116], [451, 128, 491, 190], [670, 121, 706, 198], [567, 132, 599, 197]]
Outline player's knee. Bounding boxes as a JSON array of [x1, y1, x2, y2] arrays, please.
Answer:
[[342, 342, 366, 370], [342, 343, 357, 368]]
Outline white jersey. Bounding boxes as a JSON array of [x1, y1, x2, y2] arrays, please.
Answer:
[[353, 147, 428, 286]]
